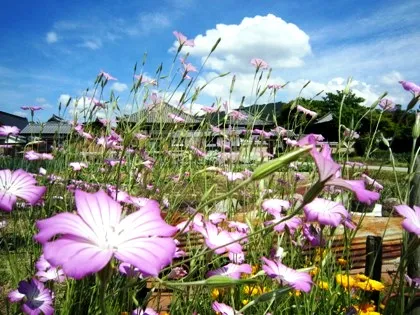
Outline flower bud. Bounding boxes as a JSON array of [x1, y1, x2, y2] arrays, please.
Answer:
[[413, 112, 420, 139], [251, 146, 312, 181]]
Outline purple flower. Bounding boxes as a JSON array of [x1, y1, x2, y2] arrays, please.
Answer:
[[0, 169, 46, 212], [132, 307, 159, 315], [379, 98, 395, 111], [207, 263, 252, 279], [0, 125, 20, 136], [35, 190, 177, 279], [250, 58, 269, 70], [311, 144, 380, 205], [399, 80, 420, 93], [119, 262, 150, 278], [209, 212, 226, 224], [262, 199, 290, 216], [8, 278, 54, 315], [302, 223, 325, 247], [190, 145, 207, 158], [195, 222, 242, 255], [173, 31, 195, 47], [21, 106, 43, 111], [168, 113, 185, 123], [361, 174, 383, 191], [99, 70, 117, 81], [35, 255, 66, 283], [167, 266, 188, 279], [212, 301, 242, 315], [343, 127, 360, 139], [304, 198, 349, 227], [394, 204, 420, 235], [266, 214, 302, 234], [296, 105, 317, 118], [261, 257, 312, 292], [69, 162, 88, 171]]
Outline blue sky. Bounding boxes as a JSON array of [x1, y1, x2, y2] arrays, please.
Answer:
[[1, 0, 419, 121]]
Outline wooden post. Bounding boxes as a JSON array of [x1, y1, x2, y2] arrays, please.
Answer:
[[408, 155, 420, 315], [365, 235, 383, 307]]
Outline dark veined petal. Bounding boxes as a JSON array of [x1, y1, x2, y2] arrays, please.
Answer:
[[43, 236, 113, 279], [116, 237, 176, 277], [35, 213, 100, 244], [75, 190, 121, 235]]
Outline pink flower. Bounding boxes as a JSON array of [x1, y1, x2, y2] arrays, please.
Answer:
[[284, 138, 299, 147], [362, 174, 383, 191], [0, 169, 46, 212], [167, 266, 188, 279], [173, 31, 195, 47], [221, 171, 245, 181], [69, 162, 88, 171], [190, 145, 207, 158], [168, 113, 185, 123], [8, 279, 54, 315], [399, 80, 420, 93], [207, 263, 252, 279], [304, 198, 350, 227], [202, 106, 218, 114], [262, 257, 312, 292], [35, 254, 66, 283], [134, 75, 157, 86], [132, 307, 159, 315], [296, 105, 317, 118], [0, 125, 20, 136], [265, 214, 302, 234], [212, 301, 242, 315], [99, 70, 117, 81], [35, 190, 177, 279], [343, 127, 360, 139], [228, 110, 247, 120], [394, 204, 420, 235], [379, 98, 395, 111], [195, 222, 242, 254], [24, 150, 54, 161], [262, 199, 290, 216], [268, 84, 283, 90], [250, 58, 269, 70], [209, 213, 226, 224], [21, 106, 43, 111]]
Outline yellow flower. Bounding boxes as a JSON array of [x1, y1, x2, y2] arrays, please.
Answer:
[[355, 274, 369, 281], [242, 299, 249, 305], [288, 290, 301, 297], [336, 274, 356, 289], [310, 266, 319, 277], [211, 288, 220, 300], [243, 285, 262, 296], [356, 279, 385, 291], [353, 303, 381, 315], [337, 257, 347, 266], [251, 264, 259, 275], [318, 281, 329, 290]]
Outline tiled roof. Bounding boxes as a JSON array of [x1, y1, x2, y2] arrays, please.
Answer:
[[126, 103, 201, 124], [207, 109, 270, 126], [20, 122, 72, 135], [0, 111, 29, 130]]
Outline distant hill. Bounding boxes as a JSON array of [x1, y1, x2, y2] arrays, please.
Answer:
[[242, 101, 286, 123]]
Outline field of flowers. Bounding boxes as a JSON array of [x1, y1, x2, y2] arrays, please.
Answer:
[[0, 31, 420, 315]]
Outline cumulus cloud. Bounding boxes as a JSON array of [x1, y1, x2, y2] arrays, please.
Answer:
[[111, 82, 128, 92], [46, 32, 58, 44], [380, 71, 403, 86], [13, 111, 27, 117], [173, 14, 311, 73]]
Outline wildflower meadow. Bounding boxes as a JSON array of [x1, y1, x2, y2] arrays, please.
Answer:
[[1, 30, 420, 315]]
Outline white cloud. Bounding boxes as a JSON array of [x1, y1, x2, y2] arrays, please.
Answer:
[[380, 71, 403, 86], [111, 82, 128, 92], [12, 111, 27, 117], [81, 39, 102, 50], [35, 97, 47, 103], [173, 14, 311, 73], [46, 32, 58, 44]]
